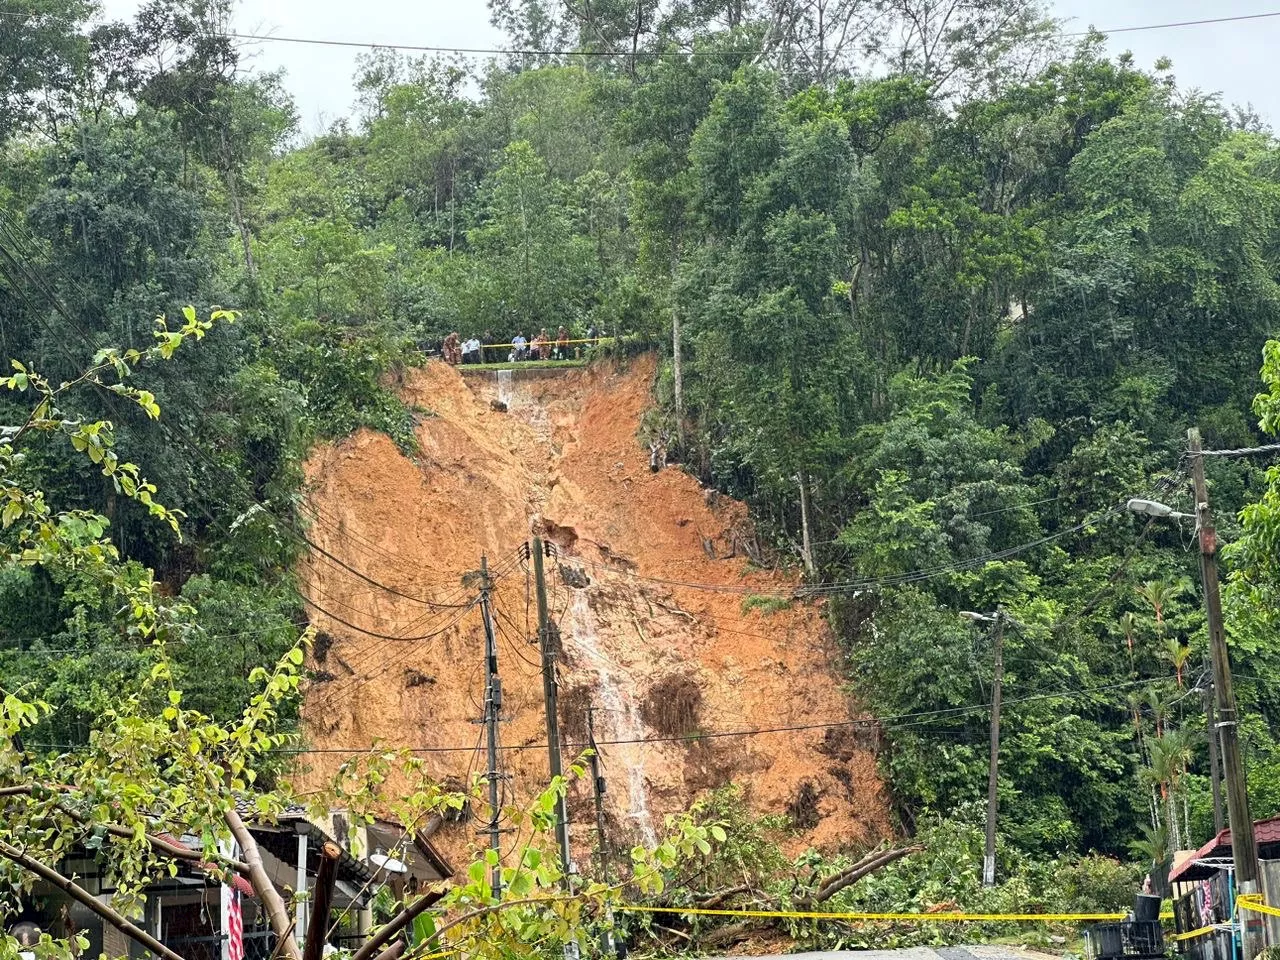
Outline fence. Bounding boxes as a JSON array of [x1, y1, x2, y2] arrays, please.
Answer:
[[166, 930, 303, 960]]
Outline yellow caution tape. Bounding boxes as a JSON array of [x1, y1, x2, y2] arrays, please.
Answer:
[[1238, 894, 1280, 918], [1170, 924, 1221, 942], [450, 337, 619, 350], [620, 904, 1129, 923]]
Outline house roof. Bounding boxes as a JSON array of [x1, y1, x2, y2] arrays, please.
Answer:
[[1169, 815, 1280, 883], [153, 831, 256, 898], [234, 797, 455, 883], [234, 797, 309, 821]]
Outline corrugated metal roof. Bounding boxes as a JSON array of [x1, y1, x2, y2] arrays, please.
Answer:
[[1169, 816, 1280, 883]]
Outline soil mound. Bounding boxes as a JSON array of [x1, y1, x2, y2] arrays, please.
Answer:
[[295, 355, 890, 867]]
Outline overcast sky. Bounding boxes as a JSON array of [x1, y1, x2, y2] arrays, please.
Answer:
[[98, 0, 1280, 133]]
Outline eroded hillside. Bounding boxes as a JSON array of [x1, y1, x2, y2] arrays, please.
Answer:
[[295, 355, 889, 866]]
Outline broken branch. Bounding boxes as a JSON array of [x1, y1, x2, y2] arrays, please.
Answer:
[[226, 805, 303, 960], [0, 838, 187, 960]]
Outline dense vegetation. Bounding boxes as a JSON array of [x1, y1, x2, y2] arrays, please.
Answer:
[[6, 0, 1280, 898]]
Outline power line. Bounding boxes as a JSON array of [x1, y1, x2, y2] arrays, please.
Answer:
[[564, 499, 1131, 599], [233, 674, 1165, 756], [1061, 10, 1280, 38], [302, 599, 479, 715], [205, 11, 1280, 57], [2, 7, 1276, 60], [1197, 441, 1280, 458], [301, 550, 526, 713]]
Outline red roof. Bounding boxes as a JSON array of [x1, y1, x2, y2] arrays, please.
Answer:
[[1169, 816, 1280, 883]]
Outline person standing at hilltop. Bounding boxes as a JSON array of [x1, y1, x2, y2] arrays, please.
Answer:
[[533, 328, 550, 360], [554, 325, 569, 360], [512, 331, 528, 361], [442, 331, 461, 365]]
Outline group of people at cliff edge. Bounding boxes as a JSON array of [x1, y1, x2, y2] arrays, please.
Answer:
[[438, 325, 603, 366]]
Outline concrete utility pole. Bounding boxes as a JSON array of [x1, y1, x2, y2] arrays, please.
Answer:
[[984, 610, 1005, 889], [532, 536, 572, 887], [478, 554, 504, 898], [1188, 428, 1258, 887], [962, 608, 1005, 888]]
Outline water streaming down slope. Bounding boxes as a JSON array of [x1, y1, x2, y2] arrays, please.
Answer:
[[563, 589, 658, 848], [295, 356, 889, 870], [496, 369, 513, 409]]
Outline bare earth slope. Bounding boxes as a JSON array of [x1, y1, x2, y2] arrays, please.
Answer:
[[295, 355, 889, 864]]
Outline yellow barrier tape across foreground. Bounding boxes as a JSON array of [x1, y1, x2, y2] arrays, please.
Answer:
[[1240, 893, 1280, 918], [1170, 924, 1222, 942], [620, 904, 1130, 922]]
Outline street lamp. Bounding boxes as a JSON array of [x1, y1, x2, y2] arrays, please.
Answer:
[[1127, 426, 1259, 915], [1126, 498, 1193, 520]]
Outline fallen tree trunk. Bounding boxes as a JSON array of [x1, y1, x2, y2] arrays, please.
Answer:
[[687, 842, 926, 951], [303, 842, 343, 960], [350, 881, 450, 960], [698, 918, 758, 948], [807, 844, 925, 906], [696, 884, 751, 909], [0, 839, 187, 960], [226, 805, 303, 960]]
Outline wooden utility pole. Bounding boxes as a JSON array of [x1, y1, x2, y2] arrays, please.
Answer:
[[478, 554, 504, 898], [587, 704, 609, 883], [302, 842, 342, 960], [532, 536, 572, 887], [1189, 428, 1257, 889], [1205, 675, 1226, 835], [983, 609, 1005, 889], [587, 703, 619, 956]]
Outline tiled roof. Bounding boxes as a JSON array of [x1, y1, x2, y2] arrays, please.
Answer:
[[234, 796, 309, 820]]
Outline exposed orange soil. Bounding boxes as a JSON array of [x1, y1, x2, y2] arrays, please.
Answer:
[[293, 355, 890, 869]]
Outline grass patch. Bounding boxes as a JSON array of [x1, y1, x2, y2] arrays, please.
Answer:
[[462, 359, 588, 371], [742, 594, 792, 616]]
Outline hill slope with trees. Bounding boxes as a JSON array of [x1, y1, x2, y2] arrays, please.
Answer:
[[5, 0, 1280, 921]]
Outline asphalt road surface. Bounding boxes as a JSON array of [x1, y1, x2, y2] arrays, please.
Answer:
[[728, 947, 1062, 960]]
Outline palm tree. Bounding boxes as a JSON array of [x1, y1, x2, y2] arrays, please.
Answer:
[[1138, 579, 1189, 629], [1126, 689, 1148, 754], [1119, 611, 1139, 654], [1148, 728, 1197, 853], [1130, 821, 1172, 896], [1164, 637, 1193, 688], [1145, 687, 1168, 739], [1146, 736, 1181, 851]]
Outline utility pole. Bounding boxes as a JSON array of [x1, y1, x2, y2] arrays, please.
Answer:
[[587, 703, 619, 957], [587, 704, 609, 883], [1189, 428, 1257, 891], [478, 555, 504, 898], [533, 536, 572, 887], [962, 608, 1006, 888], [1205, 675, 1226, 835], [984, 610, 1005, 888]]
